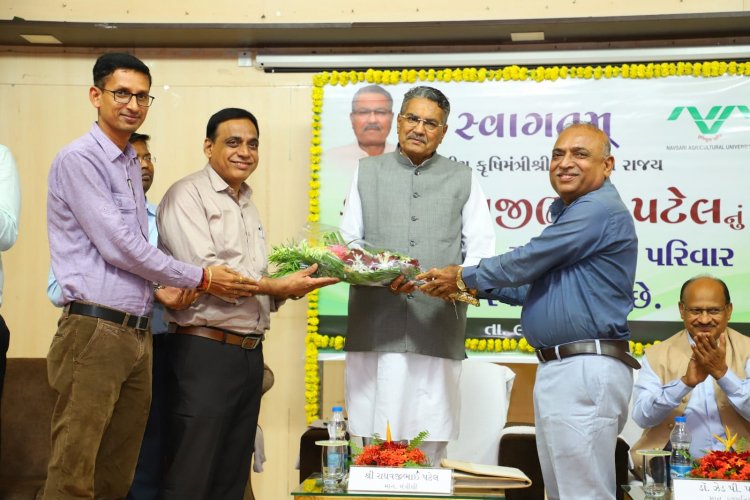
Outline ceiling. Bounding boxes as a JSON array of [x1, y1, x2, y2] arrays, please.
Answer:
[[2, 12, 750, 61], [0, 12, 750, 71]]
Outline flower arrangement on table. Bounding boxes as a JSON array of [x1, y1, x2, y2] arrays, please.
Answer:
[[689, 426, 750, 480], [351, 425, 430, 468]]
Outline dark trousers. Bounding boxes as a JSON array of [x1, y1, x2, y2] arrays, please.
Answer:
[[128, 333, 167, 500], [0, 313, 8, 403], [162, 333, 264, 500]]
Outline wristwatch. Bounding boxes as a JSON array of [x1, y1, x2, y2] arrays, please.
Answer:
[[456, 267, 467, 292]]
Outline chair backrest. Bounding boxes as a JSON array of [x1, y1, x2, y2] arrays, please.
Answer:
[[0, 358, 56, 478], [446, 361, 515, 465], [498, 426, 544, 500], [498, 427, 631, 500]]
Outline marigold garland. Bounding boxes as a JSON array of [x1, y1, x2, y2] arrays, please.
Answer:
[[304, 289, 321, 423], [307, 333, 657, 356], [305, 60, 747, 423]]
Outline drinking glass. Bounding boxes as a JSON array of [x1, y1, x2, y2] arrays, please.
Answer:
[[316, 439, 348, 492], [637, 449, 670, 498]]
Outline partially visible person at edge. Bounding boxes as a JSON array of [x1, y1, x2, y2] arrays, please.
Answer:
[[340, 86, 496, 465], [43, 52, 256, 500], [419, 122, 639, 500], [0, 144, 20, 405], [322, 84, 396, 217], [157, 107, 339, 500], [46, 132, 182, 499], [631, 275, 750, 477]]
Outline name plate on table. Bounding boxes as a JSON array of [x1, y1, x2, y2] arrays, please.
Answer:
[[348, 466, 453, 494], [673, 478, 750, 499]]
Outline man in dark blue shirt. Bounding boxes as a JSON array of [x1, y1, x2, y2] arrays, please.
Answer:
[[419, 122, 639, 500]]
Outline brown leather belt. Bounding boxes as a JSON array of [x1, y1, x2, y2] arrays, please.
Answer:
[[169, 324, 264, 350], [535, 339, 641, 369]]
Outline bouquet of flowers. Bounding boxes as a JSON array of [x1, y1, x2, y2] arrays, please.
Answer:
[[351, 430, 430, 468], [268, 230, 421, 286], [689, 427, 750, 480]]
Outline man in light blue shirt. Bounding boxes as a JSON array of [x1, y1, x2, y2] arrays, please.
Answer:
[[420, 122, 638, 500], [0, 144, 20, 403], [631, 275, 750, 472]]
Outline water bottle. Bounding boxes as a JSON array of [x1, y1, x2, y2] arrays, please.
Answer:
[[327, 406, 347, 441], [670, 416, 692, 479], [323, 406, 347, 489]]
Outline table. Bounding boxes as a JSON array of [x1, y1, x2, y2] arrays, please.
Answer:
[[292, 474, 505, 499]]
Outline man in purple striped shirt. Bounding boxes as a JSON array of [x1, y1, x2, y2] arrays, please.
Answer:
[[43, 53, 258, 500]]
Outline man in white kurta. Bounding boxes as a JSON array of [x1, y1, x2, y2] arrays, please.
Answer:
[[340, 86, 495, 464]]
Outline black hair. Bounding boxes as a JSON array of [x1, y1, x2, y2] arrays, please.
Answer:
[[205, 108, 259, 141], [129, 132, 151, 143], [93, 52, 152, 88]]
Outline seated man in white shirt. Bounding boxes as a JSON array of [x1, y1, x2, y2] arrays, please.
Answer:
[[631, 275, 750, 477]]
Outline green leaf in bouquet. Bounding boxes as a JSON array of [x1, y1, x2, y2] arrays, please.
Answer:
[[321, 231, 347, 247], [268, 240, 346, 279]]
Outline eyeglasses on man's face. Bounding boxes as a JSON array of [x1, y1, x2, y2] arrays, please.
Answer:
[[137, 154, 155, 164], [682, 306, 727, 318], [99, 87, 155, 107], [399, 113, 443, 132]]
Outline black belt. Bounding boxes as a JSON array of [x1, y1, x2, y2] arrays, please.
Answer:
[[67, 301, 151, 331], [535, 339, 641, 369], [168, 324, 264, 350]]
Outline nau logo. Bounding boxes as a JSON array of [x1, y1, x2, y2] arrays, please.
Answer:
[[668, 105, 750, 134]]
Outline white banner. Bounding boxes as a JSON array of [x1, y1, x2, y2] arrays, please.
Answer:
[[317, 74, 750, 340]]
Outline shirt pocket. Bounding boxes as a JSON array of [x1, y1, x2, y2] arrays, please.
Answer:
[[111, 193, 140, 233], [113, 193, 137, 212]]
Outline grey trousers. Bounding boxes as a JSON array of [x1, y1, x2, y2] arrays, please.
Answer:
[[534, 354, 633, 500]]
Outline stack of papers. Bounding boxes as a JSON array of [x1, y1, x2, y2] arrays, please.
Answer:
[[440, 459, 532, 490]]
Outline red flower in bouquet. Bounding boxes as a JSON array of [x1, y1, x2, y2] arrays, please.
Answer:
[[328, 244, 348, 260], [690, 450, 750, 481]]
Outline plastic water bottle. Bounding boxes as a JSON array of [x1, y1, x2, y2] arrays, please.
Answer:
[[327, 406, 347, 441], [670, 416, 692, 479], [323, 406, 347, 489]]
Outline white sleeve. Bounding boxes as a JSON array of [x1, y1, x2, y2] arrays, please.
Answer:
[[339, 165, 364, 244], [0, 145, 20, 252], [631, 355, 691, 428], [461, 170, 496, 266], [715, 357, 750, 421]]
